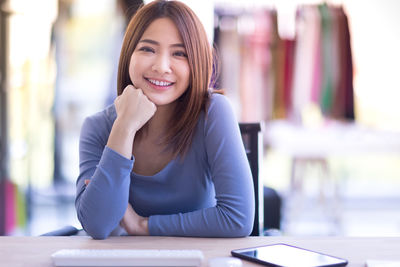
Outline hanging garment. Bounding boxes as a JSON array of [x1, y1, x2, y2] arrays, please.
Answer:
[[270, 10, 287, 119], [338, 7, 355, 120], [319, 3, 335, 115], [215, 13, 243, 117], [282, 39, 296, 118], [240, 11, 273, 122], [291, 5, 321, 122]]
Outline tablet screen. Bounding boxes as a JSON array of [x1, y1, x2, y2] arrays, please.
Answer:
[[231, 243, 348, 267]]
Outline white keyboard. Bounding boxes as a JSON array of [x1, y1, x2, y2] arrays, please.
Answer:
[[51, 249, 204, 266]]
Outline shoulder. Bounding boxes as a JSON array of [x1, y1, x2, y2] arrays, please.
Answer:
[[80, 104, 117, 144], [83, 104, 116, 127], [205, 93, 238, 125], [202, 93, 239, 136], [206, 93, 235, 118]]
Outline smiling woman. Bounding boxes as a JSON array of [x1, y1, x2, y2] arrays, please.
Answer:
[[117, 0, 213, 158], [75, 0, 255, 240], [129, 18, 190, 107]]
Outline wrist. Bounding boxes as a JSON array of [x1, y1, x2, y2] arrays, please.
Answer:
[[113, 117, 138, 138], [120, 212, 149, 236], [107, 118, 136, 159], [141, 217, 149, 235]]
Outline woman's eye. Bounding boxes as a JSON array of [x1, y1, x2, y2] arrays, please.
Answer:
[[138, 46, 155, 53], [174, 51, 188, 57]]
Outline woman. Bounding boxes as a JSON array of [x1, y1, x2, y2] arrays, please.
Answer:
[[76, 0, 254, 239]]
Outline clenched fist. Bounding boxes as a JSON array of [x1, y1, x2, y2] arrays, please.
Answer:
[[114, 85, 157, 134]]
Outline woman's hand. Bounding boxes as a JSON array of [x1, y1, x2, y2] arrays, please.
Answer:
[[114, 85, 156, 135], [85, 179, 149, 236], [107, 85, 156, 159], [120, 204, 149, 236]]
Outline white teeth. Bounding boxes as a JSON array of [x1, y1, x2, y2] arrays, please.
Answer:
[[148, 79, 172, 86]]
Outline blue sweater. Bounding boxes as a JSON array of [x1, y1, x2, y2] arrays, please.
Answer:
[[75, 94, 255, 239]]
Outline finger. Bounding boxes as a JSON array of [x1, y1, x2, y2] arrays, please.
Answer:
[[84, 179, 90, 186], [125, 84, 135, 90], [122, 85, 135, 96], [151, 102, 157, 112], [113, 96, 120, 105], [146, 97, 157, 110], [136, 88, 143, 96]]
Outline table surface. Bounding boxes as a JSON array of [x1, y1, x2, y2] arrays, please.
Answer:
[[1, 236, 400, 267]]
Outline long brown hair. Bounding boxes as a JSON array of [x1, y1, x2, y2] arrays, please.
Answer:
[[117, 0, 214, 158]]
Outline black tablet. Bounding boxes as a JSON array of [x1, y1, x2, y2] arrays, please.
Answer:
[[231, 243, 348, 267]]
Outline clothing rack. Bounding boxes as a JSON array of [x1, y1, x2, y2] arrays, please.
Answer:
[[214, 3, 354, 124]]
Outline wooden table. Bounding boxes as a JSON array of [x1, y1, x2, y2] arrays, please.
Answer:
[[1, 236, 400, 266]]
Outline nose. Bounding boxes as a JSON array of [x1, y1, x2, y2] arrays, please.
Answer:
[[152, 53, 172, 74]]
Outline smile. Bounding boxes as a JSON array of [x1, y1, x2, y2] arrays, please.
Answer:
[[145, 78, 174, 87]]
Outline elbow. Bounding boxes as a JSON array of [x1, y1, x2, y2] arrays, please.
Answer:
[[233, 204, 255, 237], [219, 219, 253, 238], [231, 218, 254, 237], [231, 203, 255, 237], [240, 222, 254, 237], [76, 197, 124, 240], [77, 211, 111, 240], [83, 223, 111, 240], [91, 233, 108, 240], [218, 205, 255, 237]]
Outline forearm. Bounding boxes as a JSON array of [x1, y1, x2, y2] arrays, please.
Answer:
[[76, 147, 133, 239], [107, 86, 155, 160], [148, 202, 254, 237], [106, 118, 136, 159]]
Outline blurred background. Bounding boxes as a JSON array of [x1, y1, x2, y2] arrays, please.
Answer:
[[1, 0, 399, 237]]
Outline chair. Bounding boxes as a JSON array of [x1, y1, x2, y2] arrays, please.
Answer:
[[41, 225, 80, 236], [239, 123, 264, 236], [239, 123, 281, 236], [42, 123, 281, 236]]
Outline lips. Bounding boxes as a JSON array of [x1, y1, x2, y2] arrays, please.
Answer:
[[145, 78, 174, 87]]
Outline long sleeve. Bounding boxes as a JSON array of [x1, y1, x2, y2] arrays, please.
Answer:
[[76, 96, 255, 239], [148, 94, 255, 237], [75, 112, 134, 239]]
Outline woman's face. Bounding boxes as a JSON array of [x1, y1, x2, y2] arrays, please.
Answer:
[[129, 17, 190, 107]]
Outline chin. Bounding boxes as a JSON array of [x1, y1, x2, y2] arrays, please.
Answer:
[[148, 97, 174, 107], [154, 101, 175, 107]]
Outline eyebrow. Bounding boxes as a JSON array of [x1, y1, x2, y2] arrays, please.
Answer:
[[139, 39, 185, 48]]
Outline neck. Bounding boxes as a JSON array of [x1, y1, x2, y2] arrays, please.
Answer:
[[146, 102, 176, 139]]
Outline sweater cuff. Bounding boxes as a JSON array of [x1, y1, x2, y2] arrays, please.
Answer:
[[148, 215, 162, 236], [97, 146, 134, 181]]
